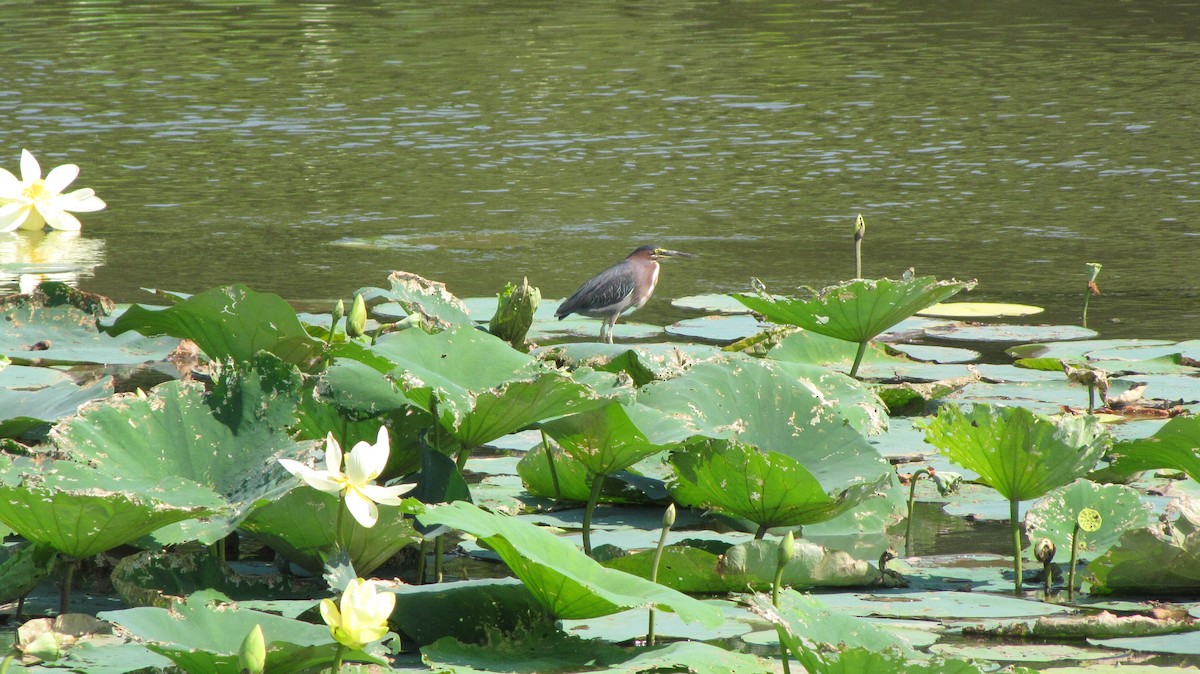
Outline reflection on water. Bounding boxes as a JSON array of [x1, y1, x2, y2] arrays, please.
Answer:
[[0, 231, 106, 295], [0, 1, 1195, 337]]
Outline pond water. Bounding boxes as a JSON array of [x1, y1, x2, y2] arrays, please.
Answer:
[[1, 0, 1197, 339]]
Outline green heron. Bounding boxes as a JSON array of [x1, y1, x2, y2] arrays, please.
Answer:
[[555, 245, 697, 343]]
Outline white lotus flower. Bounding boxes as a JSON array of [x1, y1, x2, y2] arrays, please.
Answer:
[[0, 149, 106, 232], [278, 426, 414, 528]]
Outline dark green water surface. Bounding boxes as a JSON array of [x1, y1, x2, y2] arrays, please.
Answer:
[[1, 1, 1197, 338]]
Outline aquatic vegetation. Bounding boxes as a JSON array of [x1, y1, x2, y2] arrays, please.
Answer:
[[0, 149, 106, 232], [735, 271, 975, 377], [919, 404, 1110, 594]]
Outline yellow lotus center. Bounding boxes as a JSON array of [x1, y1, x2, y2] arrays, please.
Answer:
[[25, 179, 49, 201]]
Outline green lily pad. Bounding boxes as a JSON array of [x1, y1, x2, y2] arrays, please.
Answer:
[[1092, 630, 1200, 655], [1086, 496, 1200, 595], [817, 588, 1068, 619], [540, 403, 678, 477], [390, 578, 545, 647], [791, 646, 991, 674], [930, 642, 1113, 662], [1023, 479, 1151, 563], [917, 302, 1044, 318], [99, 591, 386, 673], [927, 324, 1098, 343], [765, 328, 906, 375], [1007, 339, 1176, 361], [671, 294, 753, 314], [664, 315, 762, 343], [750, 589, 916, 655], [886, 344, 980, 364], [359, 271, 474, 330], [418, 500, 722, 625], [1087, 339, 1200, 363], [102, 284, 326, 370], [1108, 415, 1200, 483], [0, 373, 112, 439], [561, 600, 752, 643], [0, 282, 179, 366]]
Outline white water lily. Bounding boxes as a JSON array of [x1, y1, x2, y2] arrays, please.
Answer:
[[0, 149, 106, 232], [320, 578, 395, 650], [278, 426, 414, 528]]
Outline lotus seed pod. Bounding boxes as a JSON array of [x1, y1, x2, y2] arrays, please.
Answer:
[[347, 294, 367, 338]]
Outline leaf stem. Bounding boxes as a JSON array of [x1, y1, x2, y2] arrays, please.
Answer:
[[582, 474, 606, 557], [646, 508, 673, 646], [1010, 497, 1023, 594], [1068, 522, 1081, 601], [60, 558, 77, 615], [849, 341, 868, 379], [904, 468, 931, 556], [541, 430, 562, 502]]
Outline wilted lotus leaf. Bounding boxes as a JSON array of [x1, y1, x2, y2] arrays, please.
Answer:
[[102, 284, 326, 370], [670, 438, 891, 537], [734, 273, 975, 376], [1108, 415, 1200, 482], [1086, 496, 1200, 595], [0, 457, 220, 559], [0, 281, 178, 366], [52, 374, 314, 545], [241, 487, 422, 576], [358, 271, 474, 330], [99, 590, 386, 673], [1023, 479, 1149, 563], [419, 500, 722, 625]]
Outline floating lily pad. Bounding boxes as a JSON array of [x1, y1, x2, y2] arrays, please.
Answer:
[[917, 302, 1044, 318], [817, 589, 1067, 619], [0, 282, 179, 366], [1092, 630, 1200, 655], [1087, 339, 1200, 363], [664, 315, 762, 343], [927, 324, 1098, 343], [0, 373, 112, 439], [886, 344, 980, 364], [1007, 339, 1175, 361], [561, 600, 751, 643], [930, 642, 1113, 662], [750, 589, 916, 655], [671, 294, 753, 314]]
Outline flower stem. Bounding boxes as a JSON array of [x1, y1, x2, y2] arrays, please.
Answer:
[[1010, 497, 1023, 594], [541, 430, 562, 502], [646, 507, 674, 646], [434, 534, 445, 583], [1068, 522, 1081, 601], [904, 468, 931, 556], [331, 643, 346, 673], [335, 496, 348, 553], [582, 474, 606, 557]]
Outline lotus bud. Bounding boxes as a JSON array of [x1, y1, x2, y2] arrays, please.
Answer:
[[854, 213, 866, 243], [238, 624, 266, 674], [332, 299, 345, 330], [1034, 537, 1056, 564], [1085, 262, 1102, 294], [346, 294, 367, 339], [777, 530, 795, 569], [931, 470, 963, 497], [662, 503, 677, 530], [488, 277, 540, 349]]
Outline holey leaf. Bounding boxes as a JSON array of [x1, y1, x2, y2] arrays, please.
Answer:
[[669, 438, 891, 534], [0, 456, 220, 559], [1023, 479, 1150, 563], [418, 501, 722, 625], [733, 273, 975, 345], [919, 404, 1110, 502], [539, 402, 682, 477]]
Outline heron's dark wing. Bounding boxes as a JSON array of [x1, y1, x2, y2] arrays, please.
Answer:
[[555, 265, 636, 319]]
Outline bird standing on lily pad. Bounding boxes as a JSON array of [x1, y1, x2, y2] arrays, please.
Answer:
[[556, 245, 697, 344]]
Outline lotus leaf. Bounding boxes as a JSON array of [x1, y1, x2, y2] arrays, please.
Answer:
[[670, 438, 891, 537], [102, 284, 326, 370], [0, 374, 112, 439], [52, 377, 316, 545], [0, 281, 179, 366], [359, 270, 474, 330], [0, 541, 57, 604], [240, 487, 422, 576], [665, 315, 761, 343], [734, 274, 974, 376], [1023, 479, 1150, 563], [418, 500, 723, 625], [1108, 415, 1200, 482], [390, 578, 544, 646], [918, 302, 1044, 318], [111, 549, 323, 609], [0, 459, 220, 559], [540, 403, 678, 478], [920, 403, 1110, 592], [1086, 497, 1200, 595], [516, 442, 659, 504], [99, 590, 386, 673], [749, 589, 916, 655], [793, 646, 994, 674]]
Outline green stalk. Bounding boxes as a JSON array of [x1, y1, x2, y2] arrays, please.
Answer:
[[647, 504, 675, 646], [331, 643, 347, 673], [582, 474, 606, 557], [754, 522, 771, 540], [1087, 381, 1096, 414], [434, 534, 445, 583], [854, 213, 865, 279], [904, 468, 931, 556], [1, 652, 15, 674], [60, 558, 77, 614], [774, 531, 795, 674], [1068, 522, 1081, 601], [1010, 497, 1023, 594], [849, 340, 868, 379], [416, 539, 428, 585], [334, 496, 347, 553], [541, 430, 562, 502]]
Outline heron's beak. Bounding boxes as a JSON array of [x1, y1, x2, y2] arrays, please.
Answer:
[[654, 249, 698, 259]]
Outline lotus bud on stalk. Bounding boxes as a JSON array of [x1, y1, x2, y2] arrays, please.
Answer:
[[238, 624, 266, 674], [489, 277, 540, 349], [1034, 537, 1056, 599], [346, 294, 367, 339], [854, 213, 866, 279], [328, 299, 345, 345], [1082, 262, 1102, 328], [646, 502, 677, 646]]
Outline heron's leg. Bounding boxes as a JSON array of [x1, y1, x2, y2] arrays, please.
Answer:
[[603, 316, 617, 344]]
